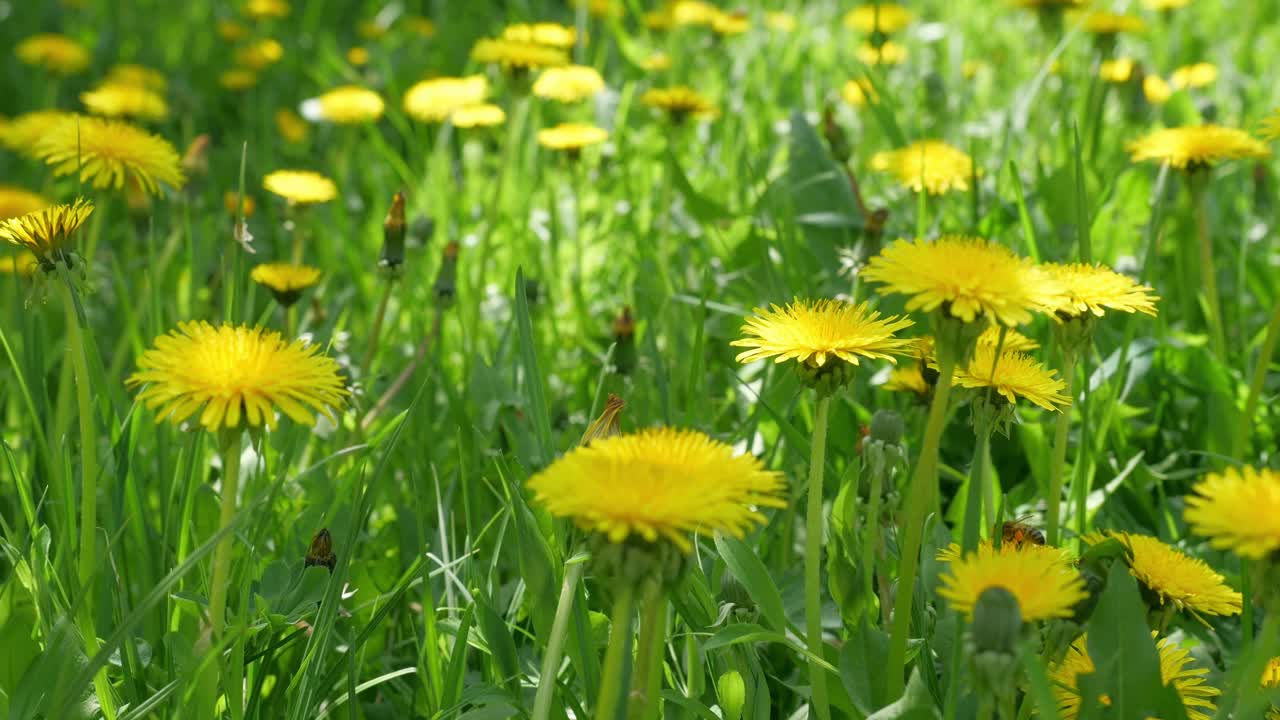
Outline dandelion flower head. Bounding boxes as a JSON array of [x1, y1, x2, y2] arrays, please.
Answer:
[[81, 83, 170, 121], [403, 75, 489, 122], [1185, 466, 1280, 559], [537, 123, 609, 151], [263, 170, 337, 204], [16, 33, 90, 75], [1042, 262, 1159, 319], [844, 3, 913, 33], [1084, 531, 1242, 618], [306, 85, 384, 124], [1050, 633, 1219, 720], [1128, 125, 1270, 170], [732, 298, 914, 369], [450, 104, 506, 129], [0, 198, 94, 258], [533, 65, 606, 103], [937, 541, 1086, 621], [33, 116, 185, 194], [871, 140, 975, 195]]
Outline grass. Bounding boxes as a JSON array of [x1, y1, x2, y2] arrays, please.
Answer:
[[1, 0, 1280, 718]]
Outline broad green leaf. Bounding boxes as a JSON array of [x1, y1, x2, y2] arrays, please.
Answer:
[[714, 533, 787, 632]]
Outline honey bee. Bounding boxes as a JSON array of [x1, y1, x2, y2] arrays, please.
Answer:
[[304, 528, 337, 573], [999, 517, 1046, 548]]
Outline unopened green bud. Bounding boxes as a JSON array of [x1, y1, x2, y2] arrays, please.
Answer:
[[379, 191, 406, 272], [588, 610, 610, 648], [793, 358, 857, 397], [972, 586, 1022, 655], [432, 242, 459, 307], [869, 409, 904, 446], [716, 670, 747, 720]]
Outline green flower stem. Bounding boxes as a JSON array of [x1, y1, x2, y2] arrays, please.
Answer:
[[887, 353, 958, 700], [1045, 348, 1077, 546], [61, 276, 117, 720], [1237, 300, 1280, 457], [288, 204, 304, 265], [1189, 177, 1226, 359], [362, 276, 396, 377], [628, 580, 668, 720], [1241, 560, 1253, 648], [596, 582, 637, 720], [862, 450, 885, 623], [804, 393, 833, 720], [531, 560, 586, 720], [208, 431, 242, 637], [961, 405, 996, 552]]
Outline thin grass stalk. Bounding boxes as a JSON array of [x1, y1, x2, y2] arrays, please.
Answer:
[[961, 406, 995, 552], [804, 393, 833, 720], [531, 560, 586, 720], [1237, 300, 1280, 457], [1045, 348, 1076, 546], [1189, 177, 1226, 358], [362, 277, 396, 377], [628, 580, 668, 720], [887, 353, 957, 700]]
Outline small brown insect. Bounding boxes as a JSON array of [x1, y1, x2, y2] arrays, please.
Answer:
[[999, 517, 1046, 548], [305, 528, 337, 573]]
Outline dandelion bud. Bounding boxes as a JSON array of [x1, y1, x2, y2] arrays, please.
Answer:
[[432, 241, 459, 307], [612, 306, 636, 375], [304, 528, 337, 573], [580, 394, 625, 446], [224, 191, 255, 218], [182, 134, 211, 177], [588, 610, 610, 647], [379, 191, 406, 272], [972, 586, 1021, 655], [716, 670, 747, 720], [869, 409, 904, 446], [821, 104, 851, 164]]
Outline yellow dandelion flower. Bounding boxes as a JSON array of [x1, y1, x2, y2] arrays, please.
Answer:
[[403, 76, 489, 122], [533, 65, 606, 103], [224, 191, 255, 217], [571, 0, 622, 18], [863, 236, 1061, 326], [1073, 10, 1145, 34], [641, 86, 718, 121], [0, 111, 77, 155], [842, 78, 878, 108], [346, 47, 370, 66], [129, 321, 347, 431], [537, 123, 608, 152], [1170, 62, 1217, 90], [937, 542, 1086, 621], [244, 0, 289, 19], [218, 20, 251, 42], [644, 11, 675, 30], [641, 53, 672, 72], [1092, 531, 1242, 617], [1042, 262, 1159, 318], [471, 38, 568, 71], [1128, 125, 1271, 170], [357, 21, 387, 40], [884, 365, 930, 395], [106, 63, 168, 91], [307, 85, 385, 124], [765, 11, 797, 32], [663, 0, 720, 27], [0, 198, 93, 258], [935, 539, 1072, 565], [1050, 634, 1219, 720], [1144, 74, 1172, 105], [732, 299, 915, 369], [711, 10, 751, 36], [16, 33, 90, 75], [950, 345, 1069, 411], [1185, 466, 1280, 559], [81, 83, 169, 121], [263, 170, 337, 205], [502, 22, 577, 49], [871, 140, 975, 195], [1144, 0, 1190, 8], [843, 4, 913, 33], [1099, 58, 1135, 83], [403, 16, 436, 37], [526, 427, 787, 552], [1013, 0, 1086, 7], [219, 68, 259, 91], [235, 39, 284, 71], [251, 262, 321, 306], [275, 108, 309, 143], [0, 252, 39, 276], [450, 104, 506, 129], [1265, 658, 1280, 720], [1260, 109, 1280, 141], [33, 117, 185, 194], [857, 41, 907, 66], [977, 326, 1041, 353], [0, 186, 51, 220]]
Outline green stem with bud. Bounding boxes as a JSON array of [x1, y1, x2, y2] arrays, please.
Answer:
[[887, 351, 958, 700], [1045, 348, 1077, 546], [804, 393, 833, 720]]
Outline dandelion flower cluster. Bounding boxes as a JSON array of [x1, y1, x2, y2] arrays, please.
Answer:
[[732, 299, 914, 369], [526, 427, 787, 552], [130, 321, 347, 431], [863, 236, 1061, 326], [871, 140, 976, 195], [1, 111, 76, 153], [1050, 634, 1219, 720], [1185, 466, 1280, 558], [263, 170, 337, 204], [33, 117, 185, 194], [403, 76, 489, 122], [1085, 531, 1242, 618], [1042, 263, 1159, 318], [937, 542, 1085, 621], [1128, 125, 1270, 170]]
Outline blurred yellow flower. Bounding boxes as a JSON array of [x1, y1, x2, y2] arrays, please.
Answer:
[[938, 542, 1085, 621], [218, 20, 250, 41], [403, 75, 489, 123], [403, 16, 436, 37], [224, 191, 255, 217], [1144, 74, 1172, 104], [871, 140, 975, 195], [1128, 125, 1270, 170], [130, 321, 347, 431], [471, 38, 568, 71], [1042, 262, 1159, 318], [1083, 531, 1241, 618], [244, 0, 289, 19], [533, 65, 606, 103], [765, 11, 797, 32], [81, 83, 169, 121], [863, 236, 1061, 327], [235, 39, 284, 70], [538, 123, 609, 152], [526, 427, 787, 553], [1050, 634, 1219, 720], [219, 69, 258, 91], [842, 78, 878, 107], [16, 33, 90, 75], [1099, 58, 1135, 83], [641, 85, 718, 121], [502, 22, 577, 48], [275, 108, 309, 143], [0, 186, 51, 220], [884, 365, 930, 396], [732, 298, 914, 369], [1144, 0, 1190, 8], [570, 0, 622, 17], [1262, 109, 1280, 141], [450, 104, 506, 129], [711, 10, 751, 36], [1170, 62, 1217, 89], [1074, 10, 1145, 34], [34, 117, 185, 194], [844, 4, 913, 33], [1185, 466, 1280, 559], [251, 262, 321, 306], [857, 41, 907, 66], [641, 53, 672, 71], [357, 21, 387, 40], [107, 63, 167, 91], [309, 85, 384, 124], [0, 252, 39, 276], [0, 198, 94, 258], [962, 60, 988, 79], [346, 47, 370, 66], [263, 170, 337, 204], [0, 111, 76, 154]]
